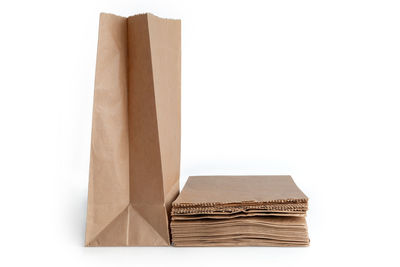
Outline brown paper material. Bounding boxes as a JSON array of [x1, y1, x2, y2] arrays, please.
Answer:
[[171, 176, 310, 247], [85, 13, 181, 246], [173, 175, 308, 207]]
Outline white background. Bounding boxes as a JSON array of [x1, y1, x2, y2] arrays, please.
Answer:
[[0, 0, 399, 266]]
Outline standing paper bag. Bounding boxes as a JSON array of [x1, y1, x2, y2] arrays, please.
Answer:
[[85, 13, 181, 246]]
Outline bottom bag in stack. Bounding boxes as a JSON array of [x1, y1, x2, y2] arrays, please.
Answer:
[[171, 176, 310, 246]]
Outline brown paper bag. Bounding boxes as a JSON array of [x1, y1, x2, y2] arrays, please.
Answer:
[[171, 176, 309, 246], [85, 13, 181, 246]]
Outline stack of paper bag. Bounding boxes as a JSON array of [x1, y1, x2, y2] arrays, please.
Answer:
[[171, 176, 310, 246]]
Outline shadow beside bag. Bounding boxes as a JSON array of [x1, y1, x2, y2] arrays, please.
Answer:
[[85, 13, 181, 246]]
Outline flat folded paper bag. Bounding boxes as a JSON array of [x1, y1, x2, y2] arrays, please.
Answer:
[[85, 13, 181, 246], [172, 176, 308, 212], [171, 176, 309, 246]]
